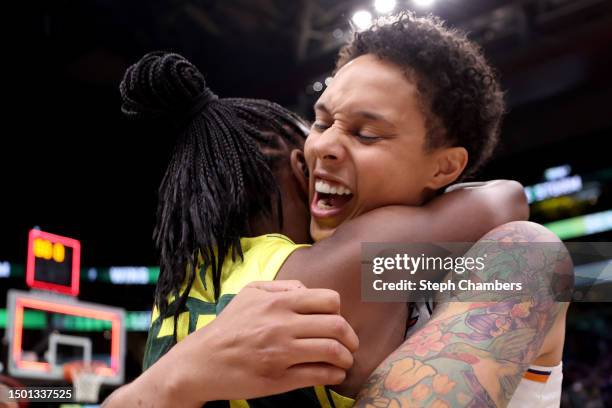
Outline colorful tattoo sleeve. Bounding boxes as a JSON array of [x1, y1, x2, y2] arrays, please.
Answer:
[[355, 222, 572, 407]]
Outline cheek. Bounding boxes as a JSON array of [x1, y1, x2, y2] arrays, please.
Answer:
[[303, 134, 317, 162], [356, 150, 426, 207]]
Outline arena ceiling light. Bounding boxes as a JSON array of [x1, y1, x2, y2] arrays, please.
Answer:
[[413, 0, 436, 8], [352, 10, 373, 30], [374, 0, 396, 14]]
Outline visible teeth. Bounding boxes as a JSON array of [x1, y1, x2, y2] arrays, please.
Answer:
[[317, 199, 333, 209], [315, 179, 352, 195], [315, 181, 328, 194]]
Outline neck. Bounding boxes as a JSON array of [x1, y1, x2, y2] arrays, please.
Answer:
[[247, 215, 282, 238]]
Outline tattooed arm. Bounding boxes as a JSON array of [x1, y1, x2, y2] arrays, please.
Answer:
[[355, 221, 573, 408]]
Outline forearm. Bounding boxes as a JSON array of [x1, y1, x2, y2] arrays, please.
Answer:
[[355, 221, 572, 407], [281, 181, 529, 297], [355, 305, 564, 407], [102, 348, 208, 408], [102, 378, 196, 408], [419, 179, 529, 241], [342, 180, 528, 244]]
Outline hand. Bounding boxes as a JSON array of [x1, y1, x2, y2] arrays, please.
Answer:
[[110, 280, 359, 407], [174, 280, 359, 402]]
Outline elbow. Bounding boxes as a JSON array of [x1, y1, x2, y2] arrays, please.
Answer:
[[494, 180, 530, 223], [509, 180, 530, 221]]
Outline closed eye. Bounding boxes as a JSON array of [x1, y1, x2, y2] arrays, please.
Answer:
[[354, 133, 383, 142], [312, 121, 384, 142], [312, 122, 330, 131]]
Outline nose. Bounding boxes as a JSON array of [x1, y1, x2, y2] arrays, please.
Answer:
[[311, 126, 347, 165]]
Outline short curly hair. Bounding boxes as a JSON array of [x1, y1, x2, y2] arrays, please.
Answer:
[[336, 12, 504, 179]]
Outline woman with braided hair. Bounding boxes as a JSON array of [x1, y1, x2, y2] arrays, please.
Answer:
[[116, 52, 362, 405], [120, 52, 310, 314], [110, 38, 536, 407]]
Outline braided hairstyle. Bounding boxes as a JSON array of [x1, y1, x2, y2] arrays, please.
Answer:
[[120, 52, 307, 330]]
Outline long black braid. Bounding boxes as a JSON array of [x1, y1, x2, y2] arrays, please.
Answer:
[[119, 52, 307, 342]]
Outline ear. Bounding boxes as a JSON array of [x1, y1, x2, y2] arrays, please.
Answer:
[[426, 147, 468, 190], [290, 149, 309, 196]]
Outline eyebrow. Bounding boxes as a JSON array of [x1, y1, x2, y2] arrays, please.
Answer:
[[355, 110, 393, 126], [314, 102, 330, 114], [314, 102, 393, 126]]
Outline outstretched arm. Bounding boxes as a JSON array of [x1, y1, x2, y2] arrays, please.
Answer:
[[280, 180, 528, 288], [354, 221, 573, 407], [280, 180, 528, 320]]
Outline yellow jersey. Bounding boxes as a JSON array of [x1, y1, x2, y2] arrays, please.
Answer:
[[143, 234, 354, 408]]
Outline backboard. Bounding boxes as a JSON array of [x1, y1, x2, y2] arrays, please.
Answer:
[[5, 290, 126, 385]]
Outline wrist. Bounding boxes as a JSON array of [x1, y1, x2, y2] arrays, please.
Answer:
[[138, 346, 211, 407], [159, 326, 225, 404]]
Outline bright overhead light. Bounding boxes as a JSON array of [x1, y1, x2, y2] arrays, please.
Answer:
[[374, 0, 396, 14], [352, 10, 373, 30], [413, 0, 435, 8]]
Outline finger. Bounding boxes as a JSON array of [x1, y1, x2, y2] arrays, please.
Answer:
[[292, 315, 359, 353], [288, 338, 355, 370], [287, 288, 341, 314], [247, 280, 305, 292], [284, 363, 347, 388]]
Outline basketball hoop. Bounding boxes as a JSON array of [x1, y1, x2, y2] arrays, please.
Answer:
[[63, 361, 106, 403]]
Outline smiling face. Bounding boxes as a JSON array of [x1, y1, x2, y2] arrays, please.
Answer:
[[304, 54, 464, 241]]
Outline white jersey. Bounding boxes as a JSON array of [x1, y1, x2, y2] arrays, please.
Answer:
[[407, 302, 562, 407]]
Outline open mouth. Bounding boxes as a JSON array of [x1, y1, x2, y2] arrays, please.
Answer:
[[311, 178, 354, 218]]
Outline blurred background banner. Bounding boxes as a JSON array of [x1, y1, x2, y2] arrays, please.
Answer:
[[2, 0, 612, 406]]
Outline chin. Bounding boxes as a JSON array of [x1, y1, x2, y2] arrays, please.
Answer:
[[310, 222, 336, 242]]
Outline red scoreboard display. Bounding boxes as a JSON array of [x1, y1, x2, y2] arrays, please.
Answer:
[[25, 229, 81, 296]]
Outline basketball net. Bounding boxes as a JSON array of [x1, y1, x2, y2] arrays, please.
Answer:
[[64, 361, 104, 403]]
